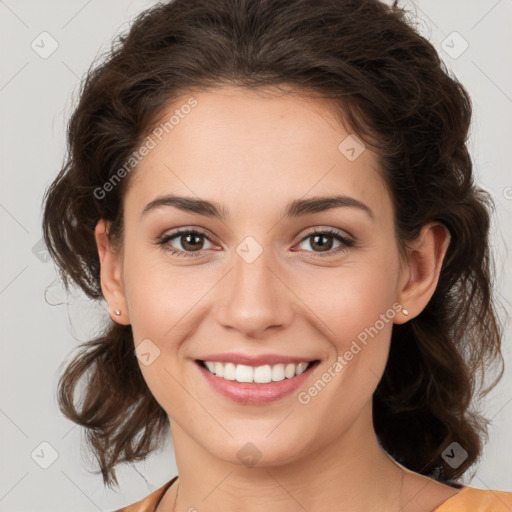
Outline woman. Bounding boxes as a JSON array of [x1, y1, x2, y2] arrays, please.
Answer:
[[42, 0, 512, 511]]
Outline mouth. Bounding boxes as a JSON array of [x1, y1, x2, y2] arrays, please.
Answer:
[[195, 359, 321, 404], [196, 359, 320, 383]]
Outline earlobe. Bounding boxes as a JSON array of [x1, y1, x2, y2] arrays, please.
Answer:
[[395, 222, 451, 324], [94, 219, 130, 325]]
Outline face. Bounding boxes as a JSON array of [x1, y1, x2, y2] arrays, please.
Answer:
[[100, 85, 415, 467]]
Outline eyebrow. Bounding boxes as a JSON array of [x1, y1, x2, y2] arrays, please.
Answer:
[[141, 194, 375, 221]]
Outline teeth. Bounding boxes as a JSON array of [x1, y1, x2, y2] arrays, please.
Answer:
[[254, 365, 272, 383], [201, 360, 314, 383], [271, 364, 285, 382], [295, 362, 308, 375], [205, 361, 216, 373], [284, 363, 296, 378]]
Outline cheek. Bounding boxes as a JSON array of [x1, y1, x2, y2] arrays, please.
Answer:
[[300, 253, 400, 413], [123, 259, 200, 343], [124, 269, 163, 337], [121, 251, 200, 408], [294, 260, 399, 429], [303, 252, 400, 346], [334, 275, 396, 341]]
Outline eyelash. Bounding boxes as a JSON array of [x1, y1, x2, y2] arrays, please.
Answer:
[[157, 228, 355, 259]]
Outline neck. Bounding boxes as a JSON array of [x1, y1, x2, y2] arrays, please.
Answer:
[[165, 403, 405, 512]]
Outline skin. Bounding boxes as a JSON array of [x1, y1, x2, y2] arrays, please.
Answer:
[[95, 85, 459, 512]]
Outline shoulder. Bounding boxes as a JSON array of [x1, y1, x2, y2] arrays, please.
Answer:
[[435, 485, 512, 512], [113, 476, 178, 512]]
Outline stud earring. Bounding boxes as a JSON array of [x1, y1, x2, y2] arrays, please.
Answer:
[[114, 309, 121, 316], [402, 309, 409, 316]]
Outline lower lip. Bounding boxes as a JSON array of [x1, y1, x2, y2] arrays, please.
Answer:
[[195, 360, 320, 404]]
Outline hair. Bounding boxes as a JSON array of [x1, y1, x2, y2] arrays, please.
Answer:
[[42, 0, 505, 489]]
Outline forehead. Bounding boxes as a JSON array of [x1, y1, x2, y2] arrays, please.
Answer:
[[124, 86, 392, 223]]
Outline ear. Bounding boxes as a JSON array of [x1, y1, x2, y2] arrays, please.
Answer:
[[94, 219, 130, 325], [394, 222, 451, 324]]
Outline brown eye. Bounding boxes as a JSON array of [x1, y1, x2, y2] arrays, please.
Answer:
[[178, 232, 205, 251], [158, 229, 214, 257], [308, 233, 335, 252], [297, 228, 354, 257]]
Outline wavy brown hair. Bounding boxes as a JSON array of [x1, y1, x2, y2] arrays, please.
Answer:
[[42, 0, 504, 489]]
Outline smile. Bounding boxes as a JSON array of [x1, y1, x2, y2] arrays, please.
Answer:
[[195, 359, 321, 404], [198, 360, 317, 384]]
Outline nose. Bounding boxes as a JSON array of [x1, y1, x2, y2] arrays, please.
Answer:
[[215, 244, 294, 338]]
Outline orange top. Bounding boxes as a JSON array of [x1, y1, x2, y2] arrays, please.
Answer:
[[115, 476, 512, 512]]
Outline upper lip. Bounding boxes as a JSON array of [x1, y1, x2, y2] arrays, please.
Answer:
[[196, 353, 318, 366]]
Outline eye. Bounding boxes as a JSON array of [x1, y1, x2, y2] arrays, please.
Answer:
[[156, 227, 355, 259], [295, 228, 354, 257], [157, 229, 215, 257]]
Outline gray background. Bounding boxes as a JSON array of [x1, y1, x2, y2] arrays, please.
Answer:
[[0, 0, 511, 510]]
